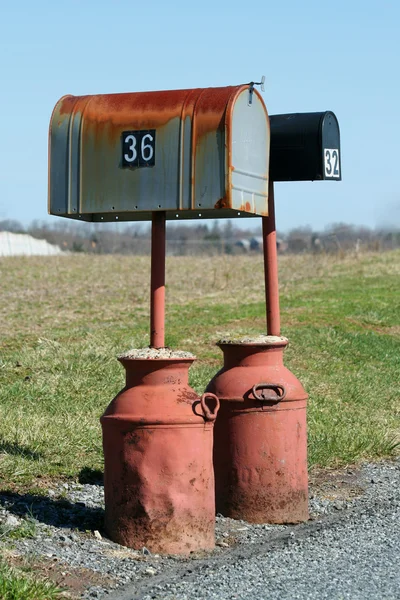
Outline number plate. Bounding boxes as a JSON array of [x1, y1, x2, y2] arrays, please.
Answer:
[[324, 148, 340, 179], [122, 130, 156, 168]]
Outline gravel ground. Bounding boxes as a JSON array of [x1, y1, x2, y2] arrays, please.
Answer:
[[217, 335, 287, 345], [0, 459, 399, 599], [117, 348, 195, 359]]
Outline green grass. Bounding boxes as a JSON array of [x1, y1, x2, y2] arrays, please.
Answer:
[[0, 250, 399, 486], [0, 559, 63, 600]]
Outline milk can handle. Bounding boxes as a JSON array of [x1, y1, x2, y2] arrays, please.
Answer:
[[252, 383, 287, 403], [200, 393, 220, 422]]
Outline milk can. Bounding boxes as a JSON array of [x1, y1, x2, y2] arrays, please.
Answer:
[[206, 336, 308, 524], [101, 353, 219, 554]]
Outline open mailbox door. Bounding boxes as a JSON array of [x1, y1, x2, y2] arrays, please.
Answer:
[[49, 85, 270, 221]]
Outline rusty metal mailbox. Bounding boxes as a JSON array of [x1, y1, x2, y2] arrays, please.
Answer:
[[269, 111, 341, 182], [49, 85, 270, 221]]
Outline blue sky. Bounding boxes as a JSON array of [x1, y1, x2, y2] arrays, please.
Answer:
[[1, 0, 399, 232]]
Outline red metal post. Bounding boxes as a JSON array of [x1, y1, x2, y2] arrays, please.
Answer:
[[150, 211, 166, 348], [262, 181, 280, 337]]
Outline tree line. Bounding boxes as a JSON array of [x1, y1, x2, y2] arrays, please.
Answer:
[[1, 218, 399, 255]]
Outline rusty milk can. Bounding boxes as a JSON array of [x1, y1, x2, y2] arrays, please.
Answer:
[[206, 335, 308, 524], [101, 351, 219, 555]]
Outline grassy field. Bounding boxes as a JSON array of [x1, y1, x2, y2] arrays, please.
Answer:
[[0, 249, 399, 490]]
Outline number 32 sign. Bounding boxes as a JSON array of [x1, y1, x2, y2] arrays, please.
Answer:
[[122, 130, 156, 168], [324, 148, 340, 179]]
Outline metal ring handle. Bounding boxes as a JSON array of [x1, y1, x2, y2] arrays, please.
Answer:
[[252, 383, 287, 403], [200, 393, 220, 422]]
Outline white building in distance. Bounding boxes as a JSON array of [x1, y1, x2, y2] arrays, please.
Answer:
[[0, 232, 64, 257]]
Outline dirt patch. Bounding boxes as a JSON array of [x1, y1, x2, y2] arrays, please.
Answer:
[[377, 325, 400, 337], [309, 465, 366, 502], [8, 552, 115, 598]]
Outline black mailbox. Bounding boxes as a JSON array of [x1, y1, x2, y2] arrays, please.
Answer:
[[269, 111, 341, 182]]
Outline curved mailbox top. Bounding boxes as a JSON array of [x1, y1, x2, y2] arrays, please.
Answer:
[[49, 85, 270, 222], [269, 111, 341, 182]]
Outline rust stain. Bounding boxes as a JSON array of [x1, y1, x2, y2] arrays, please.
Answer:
[[58, 94, 85, 116], [214, 197, 229, 209], [176, 390, 199, 405], [57, 85, 248, 147], [192, 86, 238, 140], [66, 89, 188, 128]]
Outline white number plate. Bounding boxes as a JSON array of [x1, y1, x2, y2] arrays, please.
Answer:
[[324, 148, 340, 179], [122, 130, 156, 168]]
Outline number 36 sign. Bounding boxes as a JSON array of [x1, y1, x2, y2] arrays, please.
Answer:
[[122, 130, 156, 168]]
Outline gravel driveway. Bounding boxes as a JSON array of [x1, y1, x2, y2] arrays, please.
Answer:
[[1, 459, 399, 599]]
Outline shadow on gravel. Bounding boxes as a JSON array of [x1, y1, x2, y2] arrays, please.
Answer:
[[0, 491, 105, 532]]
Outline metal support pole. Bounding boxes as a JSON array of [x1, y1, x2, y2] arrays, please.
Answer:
[[150, 211, 166, 348], [262, 181, 281, 336]]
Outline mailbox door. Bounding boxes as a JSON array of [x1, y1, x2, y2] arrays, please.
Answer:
[[229, 88, 269, 215], [320, 112, 341, 180]]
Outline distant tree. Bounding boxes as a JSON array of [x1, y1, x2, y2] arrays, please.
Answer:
[[211, 220, 221, 238], [286, 226, 312, 253], [0, 219, 24, 232], [72, 241, 84, 252], [222, 220, 233, 240]]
